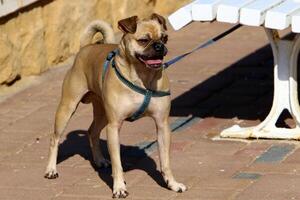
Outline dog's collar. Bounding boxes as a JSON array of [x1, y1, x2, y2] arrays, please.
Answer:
[[102, 49, 170, 122]]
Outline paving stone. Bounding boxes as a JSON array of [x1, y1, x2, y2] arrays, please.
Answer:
[[190, 117, 236, 138], [58, 185, 113, 199], [127, 186, 177, 199], [0, 164, 92, 190], [232, 172, 262, 180], [234, 142, 272, 161], [194, 174, 253, 191], [283, 147, 300, 164], [234, 174, 300, 200], [167, 152, 249, 178], [0, 141, 26, 158], [171, 116, 202, 132], [174, 188, 237, 200], [0, 187, 58, 200], [241, 162, 300, 175], [54, 196, 110, 200], [254, 144, 295, 163], [183, 139, 246, 157]]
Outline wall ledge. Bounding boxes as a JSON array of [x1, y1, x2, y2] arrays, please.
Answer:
[[0, 0, 41, 18]]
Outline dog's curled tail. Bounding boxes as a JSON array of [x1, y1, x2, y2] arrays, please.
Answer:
[[80, 20, 115, 47]]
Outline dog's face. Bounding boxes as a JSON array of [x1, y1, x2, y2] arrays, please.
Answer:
[[118, 14, 168, 69]]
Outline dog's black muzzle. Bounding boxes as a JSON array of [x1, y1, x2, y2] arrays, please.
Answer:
[[152, 42, 168, 56]]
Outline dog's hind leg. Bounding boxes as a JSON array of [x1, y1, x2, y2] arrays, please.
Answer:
[[45, 71, 87, 179], [87, 94, 110, 168]]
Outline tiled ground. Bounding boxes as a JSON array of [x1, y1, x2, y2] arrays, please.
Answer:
[[1, 21, 300, 200]]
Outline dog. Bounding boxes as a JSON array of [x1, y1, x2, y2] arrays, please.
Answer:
[[44, 14, 187, 198]]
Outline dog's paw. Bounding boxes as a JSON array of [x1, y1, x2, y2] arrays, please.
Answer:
[[95, 158, 111, 168], [44, 169, 59, 179], [112, 182, 128, 198], [112, 189, 129, 198], [167, 181, 187, 193]]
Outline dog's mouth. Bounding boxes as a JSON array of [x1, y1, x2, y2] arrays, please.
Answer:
[[136, 54, 164, 69]]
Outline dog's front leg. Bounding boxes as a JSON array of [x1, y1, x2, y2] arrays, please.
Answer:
[[107, 122, 128, 198], [155, 118, 187, 193]]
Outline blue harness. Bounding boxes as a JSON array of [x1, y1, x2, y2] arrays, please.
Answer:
[[102, 49, 170, 122]]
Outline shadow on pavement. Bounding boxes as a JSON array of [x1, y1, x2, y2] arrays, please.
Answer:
[[170, 33, 300, 129], [170, 44, 275, 121], [57, 130, 166, 191]]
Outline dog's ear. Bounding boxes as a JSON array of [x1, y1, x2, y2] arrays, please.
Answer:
[[151, 13, 167, 30], [118, 16, 138, 34]]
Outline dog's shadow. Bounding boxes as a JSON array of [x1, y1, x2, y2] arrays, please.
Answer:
[[57, 130, 166, 190]]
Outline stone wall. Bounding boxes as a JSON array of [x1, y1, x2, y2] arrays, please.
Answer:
[[0, 0, 191, 85]]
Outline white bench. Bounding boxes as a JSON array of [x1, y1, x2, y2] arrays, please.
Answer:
[[168, 0, 300, 140]]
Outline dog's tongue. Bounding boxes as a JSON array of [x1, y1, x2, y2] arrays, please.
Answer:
[[145, 59, 162, 65]]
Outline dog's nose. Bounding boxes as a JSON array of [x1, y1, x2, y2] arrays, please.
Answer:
[[153, 42, 164, 52]]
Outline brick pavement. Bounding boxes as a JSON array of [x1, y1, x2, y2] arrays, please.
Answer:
[[1, 21, 300, 200]]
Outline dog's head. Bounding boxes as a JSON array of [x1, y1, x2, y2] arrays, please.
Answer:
[[118, 14, 168, 69]]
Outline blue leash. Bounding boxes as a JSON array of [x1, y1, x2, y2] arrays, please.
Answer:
[[163, 24, 242, 68]]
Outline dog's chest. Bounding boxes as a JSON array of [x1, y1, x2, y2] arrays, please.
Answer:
[[117, 91, 168, 118]]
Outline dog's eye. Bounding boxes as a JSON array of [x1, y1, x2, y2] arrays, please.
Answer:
[[137, 38, 150, 44], [161, 35, 168, 43]]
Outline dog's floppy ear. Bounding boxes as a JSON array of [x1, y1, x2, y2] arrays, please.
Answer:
[[151, 13, 167, 30], [118, 16, 138, 34]]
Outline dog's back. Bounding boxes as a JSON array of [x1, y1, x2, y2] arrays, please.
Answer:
[[67, 20, 118, 95]]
